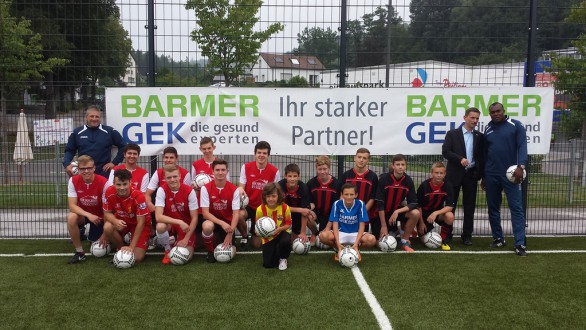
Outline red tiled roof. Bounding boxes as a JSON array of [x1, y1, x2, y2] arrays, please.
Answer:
[[259, 53, 325, 70]]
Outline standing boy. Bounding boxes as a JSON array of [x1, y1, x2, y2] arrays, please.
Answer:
[[416, 162, 455, 251], [103, 169, 151, 263], [307, 156, 339, 235], [278, 163, 316, 243], [376, 154, 420, 253], [108, 143, 149, 193], [145, 146, 191, 212]]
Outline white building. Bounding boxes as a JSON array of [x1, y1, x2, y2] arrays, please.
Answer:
[[249, 53, 326, 86], [121, 54, 137, 87]]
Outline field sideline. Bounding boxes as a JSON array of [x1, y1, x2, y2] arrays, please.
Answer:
[[1, 238, 585, 329]]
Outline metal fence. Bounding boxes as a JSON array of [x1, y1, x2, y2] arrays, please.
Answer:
[[1, 1, 585, 238]]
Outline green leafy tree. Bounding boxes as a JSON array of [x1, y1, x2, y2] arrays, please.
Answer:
[[551, 1, 586, 140], [294, 27, 339, 69], [288, 75, 309, 87], [185, 0, 284, 85]]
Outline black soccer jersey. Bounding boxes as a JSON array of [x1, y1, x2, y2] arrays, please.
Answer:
[[278, 179, 310, 209], [416, 178, 455, 212], [340, 169, 378, 218], [306, 176, 340, 219], [376, 172, 418, 214]]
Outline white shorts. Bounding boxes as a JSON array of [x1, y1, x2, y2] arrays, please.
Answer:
[[338, 231, 358, 245]]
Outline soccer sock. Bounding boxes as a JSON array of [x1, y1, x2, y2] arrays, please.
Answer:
[[157, 231, 171, 252], [202, 232, 215, 253], [440, 225, 453, 242], [75, 246, 84, 253], [401, 238, 409, 244]]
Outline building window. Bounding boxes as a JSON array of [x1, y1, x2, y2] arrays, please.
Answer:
[[275, 56, 284, 63], [309, 75, 318, 86], [308, 59, 316, 65], [280, 73, 292, 81], [291, 58, 300, 65]]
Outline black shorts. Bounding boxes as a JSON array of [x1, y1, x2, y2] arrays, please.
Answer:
[[422, 211, 447, 233], [291, 213, 302, 235], [262, 231, 292, 268]]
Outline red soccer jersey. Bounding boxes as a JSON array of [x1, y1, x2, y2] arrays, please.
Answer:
[[70, 175, 108, 217], [203, 181, 239, 223], [103, 186, 151, 226], [156, 166, 189, 187], [192, 158, 214, 177], [111, 164, 149, 192], [160, 183, 195, 224], [242, 161, 279, 209]]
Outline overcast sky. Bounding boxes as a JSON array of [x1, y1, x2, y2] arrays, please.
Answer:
[[117, 0, 412, 61]]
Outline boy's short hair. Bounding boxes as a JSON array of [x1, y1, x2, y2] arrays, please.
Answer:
[[284, 163, 300, 175], [254, 141, 271, 155], [212, 158, 228, 170], [315, 155, 331, 168], [431, 161, 446, 171], [200, 137, 214, 146], [356, 147, 370, 156], [261, 182, 284, 205], [124, 143, 141, 154], [392, 154, 407, 163], [77, 155, 94, 167], [113, 169, 132, 182], [162, 164, 178, 174], [163, 146, 178, 157], [340, 183, 357, 194]]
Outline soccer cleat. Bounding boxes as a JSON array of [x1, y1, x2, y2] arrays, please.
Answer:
[[462, 237, 473, 246], [490, 238, 507, 248], [68, 252, 86, 264], [278, 258, 288, 271], [401, 240, 415, 253], [206, 251, 217, 263], [162, 252, 171, 265], [441, 243, 451, 251], [239, 237, 249, 251], [515, 245, 528, 257]]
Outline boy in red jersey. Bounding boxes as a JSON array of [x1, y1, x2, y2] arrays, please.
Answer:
[[278, 163, 316, 243], [108, 143, 149, 193], [103, 169, 151, 263], [376, 154, 420, 253], [190, 137, 231, 182], [417, 162, 455, 251], [66, 155, 111, 264], [339, 148, 379, 238], [145, 146, 192, 212], [200, 159, 247, 262], [307, 156, 340, 235], [154, 164, 199, 264], [238, 141, 281, 249]]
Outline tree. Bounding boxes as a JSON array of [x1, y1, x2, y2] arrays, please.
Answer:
[[410, 0, 461, 62], [185, 0, 284, 85], [550, 1, 586, 140], [294, 27, 339, 69]]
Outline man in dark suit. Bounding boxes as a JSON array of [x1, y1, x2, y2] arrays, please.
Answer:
[[442, 107, 484, 246]]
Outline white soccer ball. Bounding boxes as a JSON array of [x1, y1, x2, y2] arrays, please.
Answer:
[[314, 235, 330, 250], [90, 241, 111, 258], [113, 250, 135, 269], [214, 244, 236, 263], [505, 165, 527, 183], [169, 246, 191, 265], [378, 235, 397, 252], [255, 216, 276, 238], [240, 194, 249, 209], [292, 238, 311, 255], [423, 231, 442, 249], [70, 161, 79, 175], [193, 173, 213, 188], [339, 246, 360, 268]]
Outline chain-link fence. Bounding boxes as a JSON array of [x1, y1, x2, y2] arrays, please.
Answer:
[[1, 1, 585, 238]]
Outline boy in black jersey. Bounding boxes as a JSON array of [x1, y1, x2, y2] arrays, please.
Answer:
[[306, 156, 339, 236], [278, 163, 316, 243]]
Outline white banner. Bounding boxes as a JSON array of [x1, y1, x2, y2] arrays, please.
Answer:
[[33, 118, 73, 147], [105, 87, 554, 156]]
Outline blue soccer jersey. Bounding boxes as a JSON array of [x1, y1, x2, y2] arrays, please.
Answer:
[[329, 199, 368, 234]]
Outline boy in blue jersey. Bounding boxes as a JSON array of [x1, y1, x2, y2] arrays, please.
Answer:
[[319, 183, 376, 260]]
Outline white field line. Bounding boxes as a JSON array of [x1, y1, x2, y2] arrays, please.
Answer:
[[352, 267, 393, 330]]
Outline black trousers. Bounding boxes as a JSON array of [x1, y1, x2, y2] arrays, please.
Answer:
[[452, 170, 479, 239], [262, 231, 292, 268]]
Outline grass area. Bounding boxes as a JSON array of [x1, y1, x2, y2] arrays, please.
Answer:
[[0, 238, 585, 329]]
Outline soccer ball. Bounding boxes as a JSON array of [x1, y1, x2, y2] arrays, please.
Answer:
[[339, 246, 359, 268], [314, 235, 330, 250], [169, 246, 191, 265], [214, 244, 236, 263], [70, 161, 79, 175], [193, 173, 212, 188], [292, 238, 311, 255], [255, 216, 276, 238], [505, 165, 527, 183], [90, 241, 111, 258], [423, 231, 442, 249], [113, 250, 135, 269], [378, 235, 397, 252], [240, 194, 249, 209]]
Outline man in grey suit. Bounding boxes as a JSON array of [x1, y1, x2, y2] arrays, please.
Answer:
[[442, 107, 484, 246]]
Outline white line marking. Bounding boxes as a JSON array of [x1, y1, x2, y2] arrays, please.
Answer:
[[352, 267, 393, 330]]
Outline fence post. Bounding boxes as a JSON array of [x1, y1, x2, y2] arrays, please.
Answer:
[[55, 141, 61, 206], [569, 139, 576, 204]]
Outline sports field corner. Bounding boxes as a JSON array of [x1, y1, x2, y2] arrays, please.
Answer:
[[1, 237, 585, 329]]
